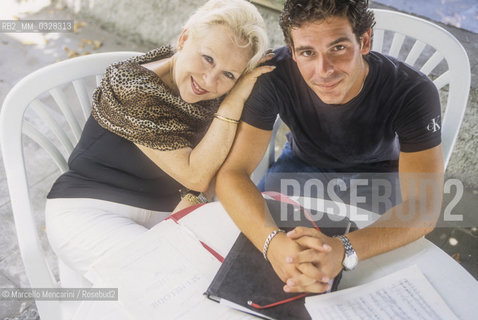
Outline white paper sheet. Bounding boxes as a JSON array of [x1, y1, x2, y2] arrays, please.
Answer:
[[87, 219, 255, 319], [176, 201, 240, 258], [305, 265, 458, 320], [72, 281, 131, 320]]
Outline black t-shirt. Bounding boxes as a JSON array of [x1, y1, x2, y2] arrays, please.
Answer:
[[47, 116, 182, 211], [242, 47, 441, 172]]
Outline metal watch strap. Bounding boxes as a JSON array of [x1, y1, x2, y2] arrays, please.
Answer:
[[337, 235, 353, 253], [336, 235, 358, 270], [196, 193, 208, 204]]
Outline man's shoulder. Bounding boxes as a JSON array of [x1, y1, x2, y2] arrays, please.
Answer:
[[368, 51, 429, 82], [258, 46, 301, 87], [269, 46, 296, 76], [367, 51, 437, 101], [250, 46, 296, 92]]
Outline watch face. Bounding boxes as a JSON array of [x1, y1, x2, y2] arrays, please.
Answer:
[[343, 253, 358, 270]]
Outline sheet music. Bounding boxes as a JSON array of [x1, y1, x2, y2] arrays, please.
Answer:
[[305, 265, 458, 320], [87, 219, 255, 319]]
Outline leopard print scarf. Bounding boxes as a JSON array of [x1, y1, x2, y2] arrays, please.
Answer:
[[91, 46, 221, 151]]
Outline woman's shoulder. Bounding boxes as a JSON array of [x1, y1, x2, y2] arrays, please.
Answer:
[[104, 46, 173, 90], [107, 61, 159, 91], [121, 46, 174, 66]]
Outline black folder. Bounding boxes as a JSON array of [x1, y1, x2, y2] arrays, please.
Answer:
[[204, 199, 357, 320]]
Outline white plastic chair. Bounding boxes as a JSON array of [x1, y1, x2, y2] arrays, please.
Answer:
[[251, 8, 471, 183], [0, 51, 142, 320], [372, 9, 470, 168]]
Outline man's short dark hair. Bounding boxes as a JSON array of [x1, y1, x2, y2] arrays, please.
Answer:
[[279, 0, 375, 46]]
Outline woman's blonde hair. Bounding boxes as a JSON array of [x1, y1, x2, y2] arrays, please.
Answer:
[[183, 0, 268, 72]]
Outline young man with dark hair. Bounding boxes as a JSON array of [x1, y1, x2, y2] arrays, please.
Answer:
[[216, 0, 444, 293]]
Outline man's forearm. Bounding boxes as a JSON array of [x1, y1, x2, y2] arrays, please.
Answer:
[[347, 199, 441, 262], [216, 168, 278, 251]]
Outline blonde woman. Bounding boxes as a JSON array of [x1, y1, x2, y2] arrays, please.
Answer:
[[45, 0, 272, 280]]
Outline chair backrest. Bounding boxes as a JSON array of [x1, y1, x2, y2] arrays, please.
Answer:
[[372, 9, 470, 168], [0, 51, 142, 320], [252, 8, 471, 182]]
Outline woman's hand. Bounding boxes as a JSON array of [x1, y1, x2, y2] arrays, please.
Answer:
[[220, 52, 276, 107]]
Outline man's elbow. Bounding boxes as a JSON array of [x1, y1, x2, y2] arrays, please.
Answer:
[[215, 164, 250, 195], [215, 165, 231, 193], [421, 224, 437, 236], [413, 199, 441, 236], [216, 164, 229, 181]]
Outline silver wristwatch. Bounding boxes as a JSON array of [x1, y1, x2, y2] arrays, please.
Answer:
[[336, 235, 358, 271]]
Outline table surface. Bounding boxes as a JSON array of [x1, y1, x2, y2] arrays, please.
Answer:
[[294, 196, 478, 319], [72, 200, 478, 320], [339, 237, 478, 320]]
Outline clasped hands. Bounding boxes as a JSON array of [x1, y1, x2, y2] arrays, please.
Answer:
[[267, 227, 345, 293]]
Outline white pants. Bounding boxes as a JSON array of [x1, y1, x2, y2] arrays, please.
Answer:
[[45, 198, 170, 282]]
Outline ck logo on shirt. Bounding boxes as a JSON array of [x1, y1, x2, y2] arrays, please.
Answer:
[[426, 116, 441, 132]]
